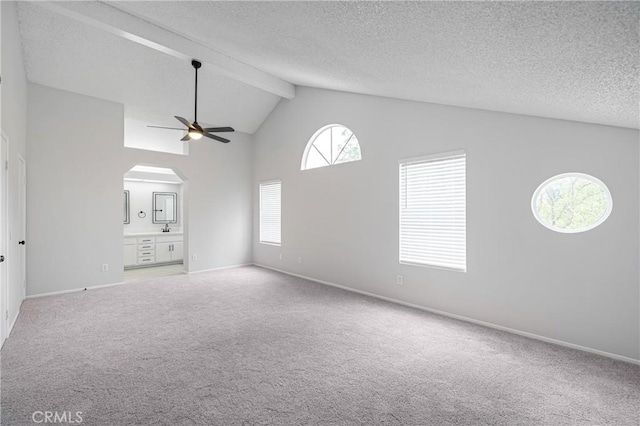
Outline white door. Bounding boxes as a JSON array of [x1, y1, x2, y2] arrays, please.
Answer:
[[18, 156, 26, 300], [171, 241, 184, 262], [155, 242, 172, 263], [1, 133, 8, 345]]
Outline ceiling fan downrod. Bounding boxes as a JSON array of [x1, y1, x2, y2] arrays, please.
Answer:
[[192, 59, 201, 125]]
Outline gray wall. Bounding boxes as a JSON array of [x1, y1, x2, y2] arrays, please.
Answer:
[[1, 1, 29, 337], [252, 87, 640, 361], [27, 84, 253, 296]]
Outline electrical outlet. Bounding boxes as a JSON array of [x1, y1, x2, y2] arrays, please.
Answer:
[[101, 264, 109, 272], [396, 275, 403, 285], [279, 253, 283, 260], [297, 256, 303, 264], [191, 254, 198, 261]]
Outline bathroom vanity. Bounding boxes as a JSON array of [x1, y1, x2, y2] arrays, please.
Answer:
[[124, 232, 183, 268]]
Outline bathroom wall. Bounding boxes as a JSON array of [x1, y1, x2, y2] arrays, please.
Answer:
[[124, 180, 183, 234]]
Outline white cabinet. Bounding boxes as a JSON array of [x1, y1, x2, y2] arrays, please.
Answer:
[[172, 242, 184, 262], [124, 238, 137, 267], [155, 236, 183, 263], [155, 242, 172, 263], [124, 233, 183, 268]]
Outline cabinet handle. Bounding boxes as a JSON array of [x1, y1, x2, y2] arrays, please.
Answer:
[[170, 244, 173, 251]]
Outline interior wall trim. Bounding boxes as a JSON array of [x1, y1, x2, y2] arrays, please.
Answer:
[[254, 263, 640, 366], [25, 281, 129, 299], [8, 305, 21, 337], [187, 263, 253, 275], [25, 263, 253, 298]]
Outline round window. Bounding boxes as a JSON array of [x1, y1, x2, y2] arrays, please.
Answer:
[[531, 173, 612, 233]]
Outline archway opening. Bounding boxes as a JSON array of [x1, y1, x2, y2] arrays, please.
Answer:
[[123, 165, 187, 281]]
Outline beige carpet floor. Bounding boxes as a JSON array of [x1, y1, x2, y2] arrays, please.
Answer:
[[1, 266, 638, 425]]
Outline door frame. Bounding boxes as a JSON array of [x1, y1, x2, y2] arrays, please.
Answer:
[[18, 154, 26, 301], [1, 132, 9, 344]]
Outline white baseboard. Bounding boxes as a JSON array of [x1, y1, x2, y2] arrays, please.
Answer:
[[26, 280, 128, 299], [187, 263, 253, 275], [26, 263, 254, 298], [8, 304, 21, 336], [254, 263, 640, 366]]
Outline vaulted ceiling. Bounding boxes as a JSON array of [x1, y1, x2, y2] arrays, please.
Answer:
[[16, 1, 639, 133]]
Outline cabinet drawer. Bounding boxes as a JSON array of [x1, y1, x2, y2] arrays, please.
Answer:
[[138, 249, 155, 257], [155, 235, 183, 243], [138, 244, 154, 250], [137, 256, 155, 264], [137, 237, 156, 244]]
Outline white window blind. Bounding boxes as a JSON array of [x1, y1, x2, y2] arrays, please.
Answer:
[[260, 180, 281, 245], [399, 151, 466, 272]]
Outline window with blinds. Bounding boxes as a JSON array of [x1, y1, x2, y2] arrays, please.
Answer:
[[399, 151, 466, 272], [259, 180, 281, 245]]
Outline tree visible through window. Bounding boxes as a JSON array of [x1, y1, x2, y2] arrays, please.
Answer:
[[301, 125, 361, 170], [531, 173, 612, 233]]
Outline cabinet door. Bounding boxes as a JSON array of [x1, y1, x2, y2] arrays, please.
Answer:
[[155, 242, 172, 263], [171, 242, 184, 261], [124, 244, 137, 267]]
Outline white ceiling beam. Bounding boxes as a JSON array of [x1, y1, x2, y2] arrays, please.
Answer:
[[35, 1, 296, 99]]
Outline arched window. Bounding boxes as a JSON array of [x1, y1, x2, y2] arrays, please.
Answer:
[[301, 124, 361, 170]]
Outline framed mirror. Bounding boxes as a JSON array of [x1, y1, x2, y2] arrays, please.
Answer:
[[124, 190, 130, 224], [152, 192, 177, 223]]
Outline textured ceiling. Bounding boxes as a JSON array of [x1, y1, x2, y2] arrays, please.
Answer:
[[16, 1, 640, 131], [113, 0, 639, 129], [16, 2, 281, 133]]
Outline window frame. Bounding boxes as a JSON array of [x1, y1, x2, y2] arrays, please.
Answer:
[[259, 179, 282, 246], [301, 124, 362, 170], [399, 150, 467, 273], [531, 172, 613, 234]]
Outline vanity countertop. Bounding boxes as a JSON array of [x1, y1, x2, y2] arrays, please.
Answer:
[[124, 232, 184, 237]]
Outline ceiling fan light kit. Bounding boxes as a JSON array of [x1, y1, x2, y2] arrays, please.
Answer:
[[149, 59, 235, 144], [188, 129, 203, 140]]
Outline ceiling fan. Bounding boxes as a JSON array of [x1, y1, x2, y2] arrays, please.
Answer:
[[148, 60, 234, 143]]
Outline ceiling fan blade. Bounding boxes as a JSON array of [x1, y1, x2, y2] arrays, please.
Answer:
[[148, 125, 185, 131], [175, 116, 195, 130], [203, 133, 230, 143], [180, 134, 191, 141], [203, 127, 235, 133]]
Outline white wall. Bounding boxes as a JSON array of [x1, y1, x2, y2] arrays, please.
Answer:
[[124, 180, 183, 234], [124, 118, 188, 155], [253, 87, 640, 361], [27, 84, 253, 296], [1, 1, 28, 338], [122, 136, 253, 276], [27, 84, 125, 295]]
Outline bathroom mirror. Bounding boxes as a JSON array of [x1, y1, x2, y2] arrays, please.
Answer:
[[124, 190, 130, 224], [152, 192, 177, 223]]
